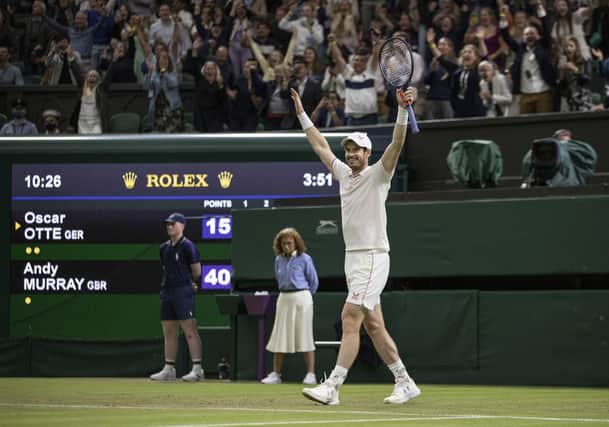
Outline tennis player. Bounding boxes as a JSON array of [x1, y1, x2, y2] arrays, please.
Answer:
[[291, 87, 421, 405]]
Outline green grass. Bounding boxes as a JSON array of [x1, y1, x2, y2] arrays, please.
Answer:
[[0, 379, 607, 426]]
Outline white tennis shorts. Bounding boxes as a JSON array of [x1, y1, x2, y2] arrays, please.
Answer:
[[265, 290, 315, 353], [344, 251, 390, 310]]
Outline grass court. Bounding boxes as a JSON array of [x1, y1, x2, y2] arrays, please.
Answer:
[[1, 378, 608, 426]]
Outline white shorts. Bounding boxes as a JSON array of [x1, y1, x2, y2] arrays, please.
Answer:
[[344, 251, 389, 310], [265, 290, 315, 353]]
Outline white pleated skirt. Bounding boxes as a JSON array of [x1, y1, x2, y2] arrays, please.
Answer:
[[265, 290, 315, 353]]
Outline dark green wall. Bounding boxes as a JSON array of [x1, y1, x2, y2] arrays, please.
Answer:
[[2, 290, 607, 385], [234, 290, 609, 386], [233, 195, 609, 280], [9, 294, 226, 340], [0, 158, 8, 337], [400, 110, 609, 189], [0, 327, 231, 377]]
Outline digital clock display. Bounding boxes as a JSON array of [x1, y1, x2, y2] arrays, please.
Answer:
[[24, 174, 62, 189], [11, 162, 338, 294], [303, 172, 333, 187]]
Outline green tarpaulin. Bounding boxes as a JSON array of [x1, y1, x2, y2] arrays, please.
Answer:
[[447, 140, 503, 188]]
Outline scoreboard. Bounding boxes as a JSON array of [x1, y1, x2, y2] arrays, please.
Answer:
[[11, 162, 338, 295]]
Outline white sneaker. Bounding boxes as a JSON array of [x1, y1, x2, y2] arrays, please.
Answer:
[[182, 367, 204, 382], [261, 371, 282, 384], [149, 365, 176, 381], [302, 381, 339, 405], [302, 372, 317, 385], [383, 379, 421, 404]]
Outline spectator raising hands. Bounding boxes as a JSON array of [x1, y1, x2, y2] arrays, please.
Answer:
[[143, 50, 185, 132]]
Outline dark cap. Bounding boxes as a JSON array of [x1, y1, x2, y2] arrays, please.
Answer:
[[293, 55, 306, 65], [12, 97, 27, 108], [163, 212, 186, 224]]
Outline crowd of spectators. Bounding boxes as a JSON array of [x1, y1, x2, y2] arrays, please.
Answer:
[[0, 0, 608, 135]]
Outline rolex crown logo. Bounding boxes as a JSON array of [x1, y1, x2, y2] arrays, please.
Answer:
[[122, 171, 138, 190], [218, 171, 233, 189]]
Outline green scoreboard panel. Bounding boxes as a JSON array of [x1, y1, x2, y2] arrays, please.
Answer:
[[11, 162, 338, 296]]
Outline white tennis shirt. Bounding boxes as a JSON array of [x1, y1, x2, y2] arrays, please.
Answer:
[[332, 158, 393, 252]]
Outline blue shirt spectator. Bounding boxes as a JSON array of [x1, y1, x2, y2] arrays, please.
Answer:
[[44, 11, 103, 59], [274, 247, 318, 293], [0, 98, 38, 136], [0, 46, 24, 86], [87, 9, 115, 46]]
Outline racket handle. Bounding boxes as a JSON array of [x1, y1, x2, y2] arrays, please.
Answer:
[[406, 104, 420, 134]]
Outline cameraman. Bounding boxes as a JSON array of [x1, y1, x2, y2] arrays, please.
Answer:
[[42, 33, 83, 86]]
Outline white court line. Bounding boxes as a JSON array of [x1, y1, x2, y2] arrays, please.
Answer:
[[1, 403, 609, 424], [0, 403, 411, 416], [165, 416, 494, 427], [166, 415, 609, 427]]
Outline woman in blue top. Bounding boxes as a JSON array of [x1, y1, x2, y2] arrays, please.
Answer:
[[261, 227, 319, 386], [143, 49, 184, 132]]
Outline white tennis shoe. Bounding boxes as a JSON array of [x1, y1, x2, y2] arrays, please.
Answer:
[[302, 381, 339, 405], [383, 379, 421, 404], [261, 372, 282, 384], [302, 372, 317, 385], [149, 365, 176, 381], [182, 366, 204, 382]]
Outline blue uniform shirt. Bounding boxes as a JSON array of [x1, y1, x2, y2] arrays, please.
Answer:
[[275, 252, 319, 293], [160, 236, 200, 288], [0, 119, 38, 136]]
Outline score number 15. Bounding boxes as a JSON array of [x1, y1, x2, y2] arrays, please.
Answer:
[[202, 215, 232, 239]]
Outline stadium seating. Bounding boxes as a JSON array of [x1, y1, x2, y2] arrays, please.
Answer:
[[109, 112, 141, 134]]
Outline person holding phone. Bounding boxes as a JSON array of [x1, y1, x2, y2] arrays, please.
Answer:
[[310, 91, 346, 128]]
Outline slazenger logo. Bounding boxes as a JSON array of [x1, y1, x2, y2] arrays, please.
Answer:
[[316, 220, 338, 235], [146, 173, 209, 188]]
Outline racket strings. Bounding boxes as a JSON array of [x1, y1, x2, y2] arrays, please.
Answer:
[[380, 54, 411, 86], [379, 40, 413, 88]]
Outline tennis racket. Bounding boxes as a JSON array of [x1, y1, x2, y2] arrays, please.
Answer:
[[378, 37, 420, 134]]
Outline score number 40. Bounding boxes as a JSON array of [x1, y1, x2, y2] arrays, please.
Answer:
[[202, 264, 232, 289]]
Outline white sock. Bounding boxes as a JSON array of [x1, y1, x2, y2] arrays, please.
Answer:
[[164, 361, 175, 370], [327, 365, 348, 387], [192, 361, 202, 371], [387, 359, 410, 383]]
